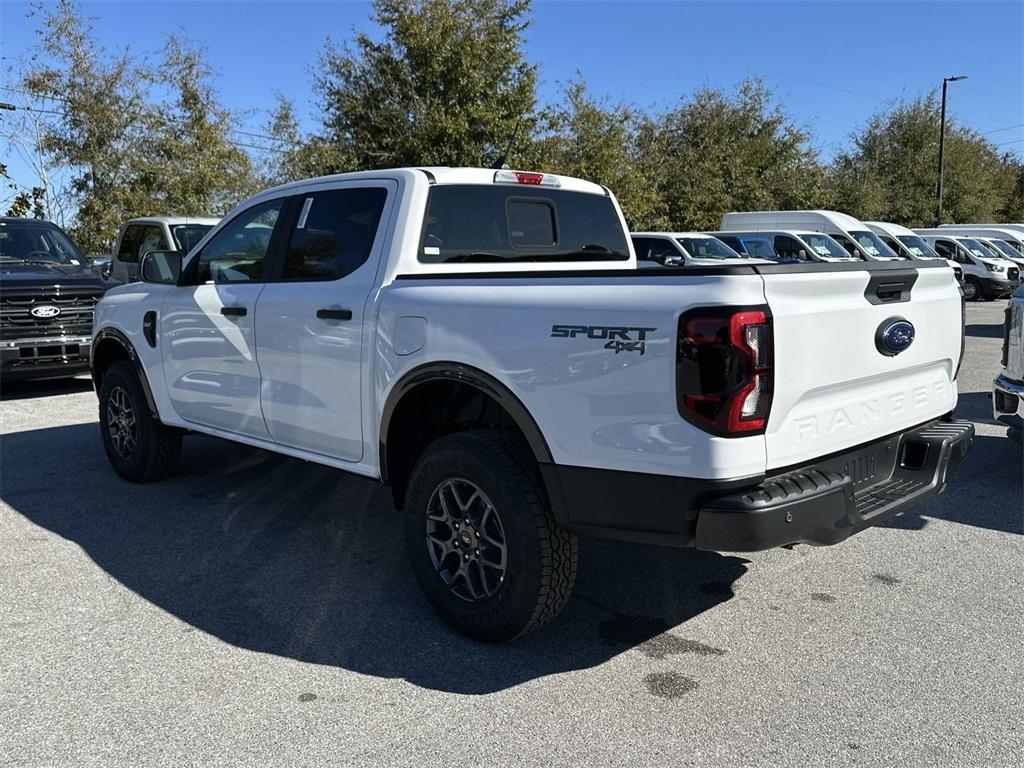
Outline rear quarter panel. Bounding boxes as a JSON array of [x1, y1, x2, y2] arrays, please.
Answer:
[[375, 274, 768, 480]]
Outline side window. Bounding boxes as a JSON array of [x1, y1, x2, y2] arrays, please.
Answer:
[[197, 199, 282, 283], [117, 226, 144, 263], [282, 188, 388, 280], [879, 235, 902, 255], [631, 237, 652, 261], [137, 226, 164, 261], [717, 235, 742, 252], [773, 235, 804, 260], [649, 238, 681, 263], [831, 233, 857, 256]]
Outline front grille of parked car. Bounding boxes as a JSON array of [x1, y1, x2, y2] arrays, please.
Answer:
[[1009, 267, 1020, 282], [0, 289, 103, 341]]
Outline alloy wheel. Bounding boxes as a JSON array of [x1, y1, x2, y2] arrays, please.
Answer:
[[425, 478, 508, 602], [106, 386, 138, 459]]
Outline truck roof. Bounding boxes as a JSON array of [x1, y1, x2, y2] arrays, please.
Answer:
[[260, 167, 609, 198]]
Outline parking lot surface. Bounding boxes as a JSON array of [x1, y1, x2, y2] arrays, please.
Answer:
[[1, 302, 1021, 767]]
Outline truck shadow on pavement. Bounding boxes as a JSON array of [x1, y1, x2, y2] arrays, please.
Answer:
[[2, 422, 752, 694], [0, 376, 94, 401]]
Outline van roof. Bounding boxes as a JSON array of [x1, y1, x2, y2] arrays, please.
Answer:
[[721, 210, 871, 230], [864, 221, 917, 237]]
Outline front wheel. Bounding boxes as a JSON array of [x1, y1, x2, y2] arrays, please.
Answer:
[[962, 277, 980, 301], [403, 430, 578, 642], [98, 360, 182, 482]]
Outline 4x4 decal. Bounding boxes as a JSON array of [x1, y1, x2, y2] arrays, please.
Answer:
[[550, 324, 657, 355]]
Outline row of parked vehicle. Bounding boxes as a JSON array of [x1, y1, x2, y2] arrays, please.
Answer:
[[633, 211, 1024, 302]]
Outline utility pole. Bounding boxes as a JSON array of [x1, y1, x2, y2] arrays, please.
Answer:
[[935, 75, 968, 226]]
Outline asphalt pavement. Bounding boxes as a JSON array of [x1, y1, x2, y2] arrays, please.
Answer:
[[1, 302, 1021, 767]]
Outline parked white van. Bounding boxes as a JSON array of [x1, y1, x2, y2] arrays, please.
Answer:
[[864, 221, 963, 282], [711, 230, 859, 263], [975, 237, 1024, 272], [915, 230, 1020, 300], [933, 225, 1024, 264], [719, 210, 905, 261], [630, 232, 770, 267]]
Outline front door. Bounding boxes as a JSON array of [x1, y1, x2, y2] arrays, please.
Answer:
[[160, 197, 286, 439], [255, 181, 395, 461]]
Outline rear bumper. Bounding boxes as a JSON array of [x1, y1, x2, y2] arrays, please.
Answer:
[[993, 373, 1024, 431], [0, 335, 92, 380], [543, 418, 974, 550], [695, 419, 974, 551]]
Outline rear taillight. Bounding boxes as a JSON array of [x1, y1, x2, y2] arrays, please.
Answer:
[[1003, 305, 1013, 368], [677, 306, 773, 436]]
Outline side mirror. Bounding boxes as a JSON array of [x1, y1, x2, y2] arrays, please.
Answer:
[[140, 250, 182, 284], [88, 255, 112, 277]]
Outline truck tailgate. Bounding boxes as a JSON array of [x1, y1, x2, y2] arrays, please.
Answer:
[[761, 263, 962, 470]]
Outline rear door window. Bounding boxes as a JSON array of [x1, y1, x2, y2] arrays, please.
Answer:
[[280, 187, 388, 280], [419, 185, 628, 263]]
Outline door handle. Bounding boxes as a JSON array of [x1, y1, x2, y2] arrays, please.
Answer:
[[316, 308, 353, 321], [220, 306, 247, 317]]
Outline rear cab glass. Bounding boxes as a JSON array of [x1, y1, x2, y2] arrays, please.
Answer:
[[418, 185, 628, 263]]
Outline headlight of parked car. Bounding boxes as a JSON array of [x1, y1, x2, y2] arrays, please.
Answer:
[[984, 262, 1005, 272]]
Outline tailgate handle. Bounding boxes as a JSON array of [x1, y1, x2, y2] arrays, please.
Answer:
[[865, 270, 918, 305]]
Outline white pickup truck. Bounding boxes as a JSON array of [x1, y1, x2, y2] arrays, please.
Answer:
[[89, 167, 974, 641]]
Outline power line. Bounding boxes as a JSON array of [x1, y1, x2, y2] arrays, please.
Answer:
[[994, 137, 1024, 147], [983, 123, 1024, 135]]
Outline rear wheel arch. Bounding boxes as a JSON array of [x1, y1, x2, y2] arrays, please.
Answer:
[[379, 362, 554, 509], [91, 328, 159, 419]]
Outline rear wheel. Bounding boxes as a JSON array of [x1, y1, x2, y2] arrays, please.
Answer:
[[403, 430, 578, 642], [98, 360, 182, 482], [962, 277, 981, 301]]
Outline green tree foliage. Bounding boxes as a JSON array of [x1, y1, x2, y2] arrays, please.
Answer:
[[646, 80, 826, 230], [830, 94, 1024, 226], [16, 1, 259, 252], [314, 0, 537, 169], [530, 79, 668, 230]]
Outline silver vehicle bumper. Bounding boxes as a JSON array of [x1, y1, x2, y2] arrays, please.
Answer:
[[993, 373, 1024, 430]]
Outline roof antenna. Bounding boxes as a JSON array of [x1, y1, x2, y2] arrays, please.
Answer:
[[491, 115, 524, 170]]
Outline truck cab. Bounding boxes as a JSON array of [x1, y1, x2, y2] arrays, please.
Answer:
[[111, 216, 219, 283]]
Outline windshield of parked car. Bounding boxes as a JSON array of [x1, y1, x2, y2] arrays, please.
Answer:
[[896, 234, 942, 259], [849, 230, 904, 259], [0, 220, 86, 264], [959, 238, 999, 261], [675, 236, 740, 259], [419, 185, 629, 263], [802, 233, 856, 260], [171, 224, 215, 254]]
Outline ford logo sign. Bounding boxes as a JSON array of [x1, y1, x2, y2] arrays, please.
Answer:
[[29, 305, 61, 319], [876, 317, 915, 356]]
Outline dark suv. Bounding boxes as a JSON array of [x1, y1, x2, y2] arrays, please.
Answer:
[[0, 217, 113, 380]]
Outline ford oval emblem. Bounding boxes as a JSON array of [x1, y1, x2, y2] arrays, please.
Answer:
[[876, 317, 915, 357], [30, 305, 61, 319]]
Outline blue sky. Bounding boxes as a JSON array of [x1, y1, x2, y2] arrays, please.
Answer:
[[2, 0, 1022, 191]]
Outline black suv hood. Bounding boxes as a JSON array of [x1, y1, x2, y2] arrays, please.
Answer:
[[0, 261, 113, 291]]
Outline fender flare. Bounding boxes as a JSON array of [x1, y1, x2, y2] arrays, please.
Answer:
[[90, 327, 159, 419], [378, 361, 553, 486]]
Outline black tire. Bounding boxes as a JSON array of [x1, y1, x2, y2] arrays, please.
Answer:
[[98, 360, 182, 482], [403, 429, 578, 642], [963, 277, 981, 301]]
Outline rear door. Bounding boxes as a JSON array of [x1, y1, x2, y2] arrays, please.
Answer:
[[760, 263, 962, 469], [254, 181, 395, 461]]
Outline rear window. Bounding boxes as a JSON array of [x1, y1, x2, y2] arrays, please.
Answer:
[[419, 185, 629, 263]]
